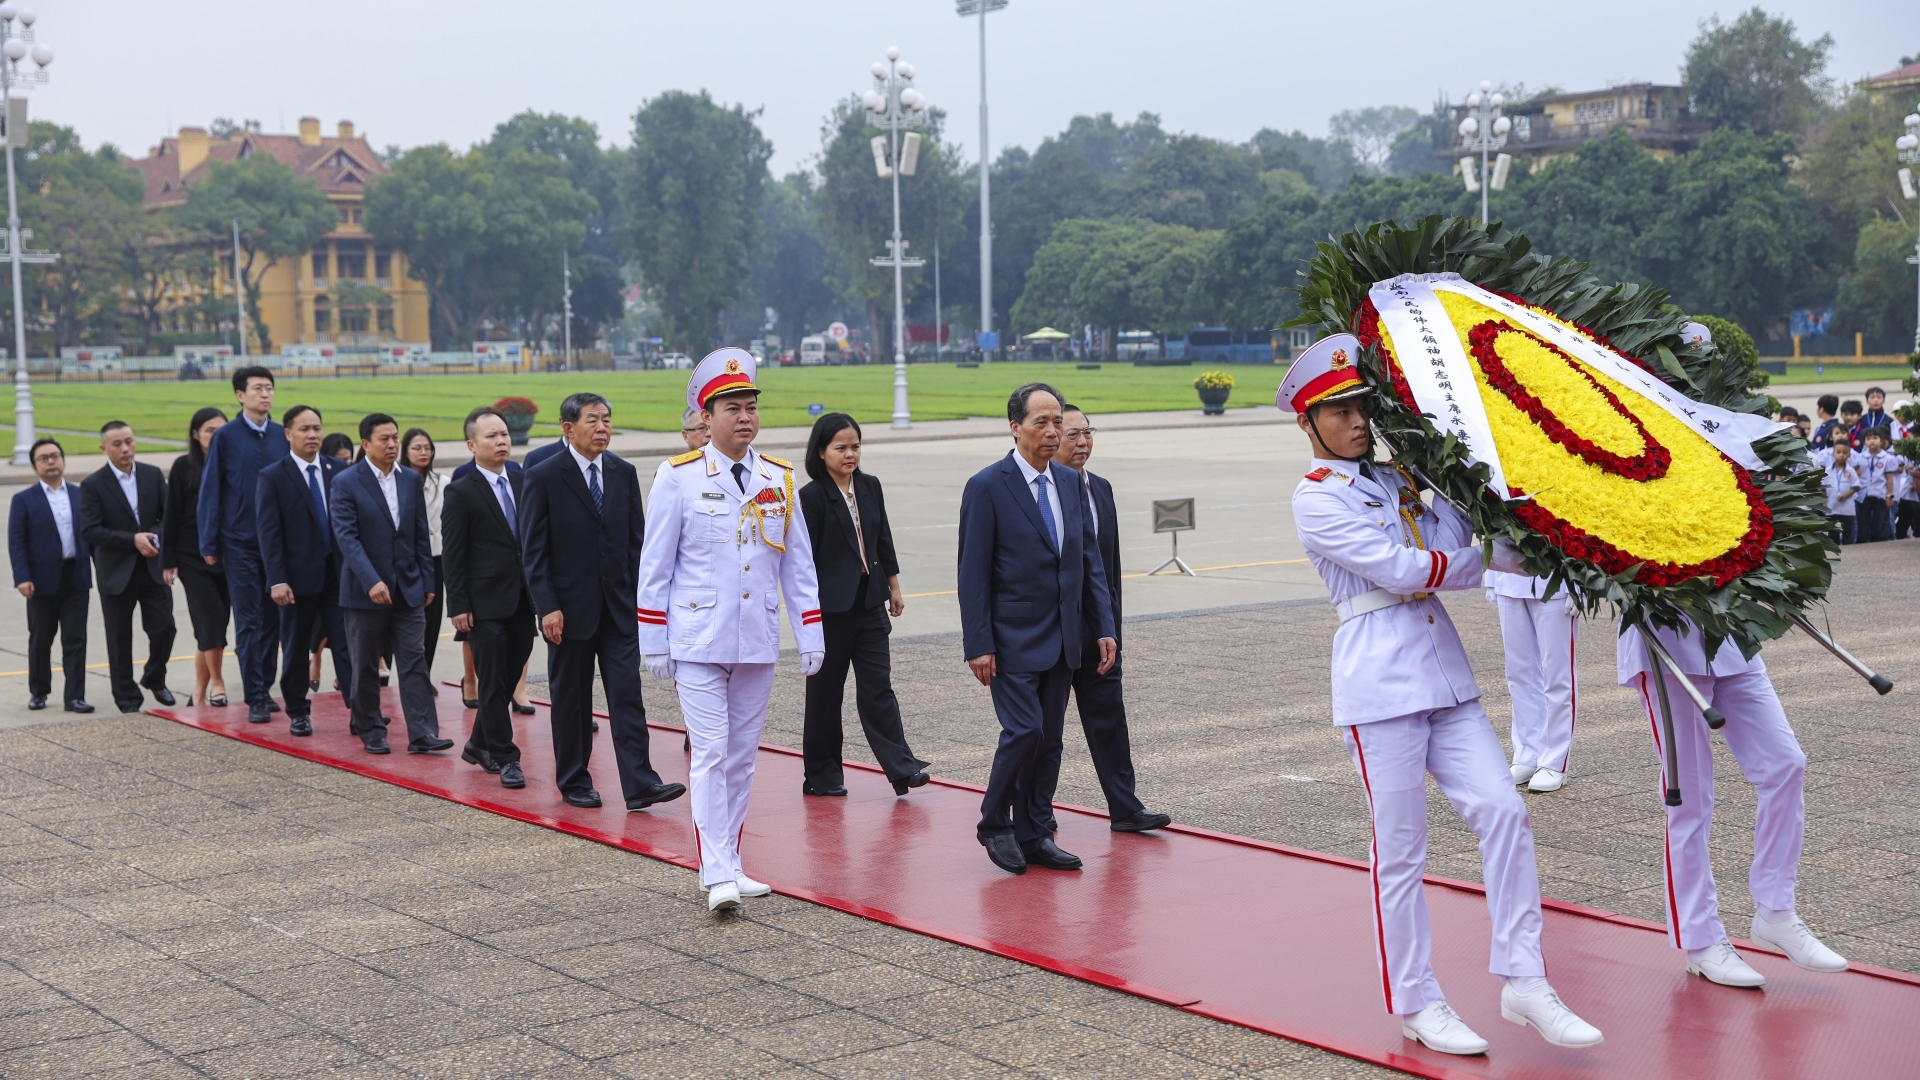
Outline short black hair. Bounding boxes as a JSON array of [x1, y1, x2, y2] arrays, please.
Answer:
[[559, 392, 610, 424], [320, 432, 354, 459], [1867, 425, 1894, 443], [464, 406, 506, 440], [1777, 407, 1799, 420], [29, 437, 62, 461], [1816, 394, 1839, 415], [804, 413, 860, 483], [359, 412, 398, 441], [282, 404, 321, 427], [1867, 386, 1885, 397], [1831, 430, 1853, 448], [100, 420, 130, 436], [1008, 382, 1063, 424], [231, 365, 275, 393], [1841, 399, 1863, 415]]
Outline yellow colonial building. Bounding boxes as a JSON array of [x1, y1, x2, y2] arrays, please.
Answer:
[[126, 117, 431, 353]]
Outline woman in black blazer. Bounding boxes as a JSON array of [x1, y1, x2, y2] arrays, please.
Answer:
[[798, 413, 929, 797], [163, 407, 231, 707]]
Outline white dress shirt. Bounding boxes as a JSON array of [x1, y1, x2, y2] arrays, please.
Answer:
[[369, 461, 401, 527], [42, 481, 76, 559], [475, 461, 516, 534], [111, 462, 140, 521], [419, 469, 444, 556], [566, 442, 606, 490], [1012, 452, 1065, 547]]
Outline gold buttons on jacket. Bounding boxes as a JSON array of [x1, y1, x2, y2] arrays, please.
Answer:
[[743, 564, 751, 571], [1427, 615, 1435, 624], [743, 591, 751, 599]]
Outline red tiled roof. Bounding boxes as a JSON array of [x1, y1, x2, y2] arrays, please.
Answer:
[[1864, 62, 1920, 85], [126, 130, 389, 210]]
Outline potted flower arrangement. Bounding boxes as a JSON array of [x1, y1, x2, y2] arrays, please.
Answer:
[[1193, 371, 1234, 415], [494, 396, 538, 445]]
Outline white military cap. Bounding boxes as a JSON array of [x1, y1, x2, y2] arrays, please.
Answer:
[[1681, 322, 1713, 348], [1277, 333, 1367, 414], [687, 347, 761, 413]]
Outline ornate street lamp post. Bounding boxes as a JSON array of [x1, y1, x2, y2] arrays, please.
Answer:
[[1896, 106, 1920, 351], [0, 1, 53, 465], [1456, 80, 1511, 227], [862, 47, 929, 429]]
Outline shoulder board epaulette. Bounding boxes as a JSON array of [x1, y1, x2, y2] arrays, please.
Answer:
[[1304, 467, 1333, 482], [668, 449, 703, 466], [761, 454, 793, 469]]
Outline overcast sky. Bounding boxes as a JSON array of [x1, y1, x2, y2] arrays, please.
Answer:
[[53, 1, 1920, 173]]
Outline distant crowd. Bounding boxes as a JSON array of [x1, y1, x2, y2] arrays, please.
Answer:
[[1780, 387, 1917, 545]]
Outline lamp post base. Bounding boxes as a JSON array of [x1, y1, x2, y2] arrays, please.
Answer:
[[11, 364, 31, 466]]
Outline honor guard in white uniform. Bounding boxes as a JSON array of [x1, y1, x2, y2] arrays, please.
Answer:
[[1282, 334, 1603, 1056], [638, 348, 826, 912], [1616, 621, 1848, 986], [1487, 572, 1579, 792]]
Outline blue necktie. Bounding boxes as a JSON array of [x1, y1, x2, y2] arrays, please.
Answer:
[[496, 475, 517, 537], [1034, 472, 1058, 551], [587, 462, 603, 515], [307, 463, 330, 554]]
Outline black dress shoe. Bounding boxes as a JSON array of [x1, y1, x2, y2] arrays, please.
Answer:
[[246, 701, 272, 723], [64, 699, 94, 713], [267, 700, 282, 713], [563, 789, 602, 808], [461, 745, 502, 773], [462, 698, 480, 709], [1020, 837, 1083, 871], [147, 686, 177, 707], [511, 702, 535, 716], [626, 781, 686, 810], [408, 737, 455, 754], [117, 702, 143, 715], [289, 716, 313, 737], [1111, 811, 1173, 833], [500, 762, 526, 788], [982, 834, 1028, 875], [591, 719, 600, 733], [309, 680, 320, 692], [363, 739, 392, 755], [802, 781, 848, 797], [891, 771, 931, 796], [1037, 817, 1060, 835], [27, 695, 45, 710]]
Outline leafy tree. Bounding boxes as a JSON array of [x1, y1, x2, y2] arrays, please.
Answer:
[[21, 145, 147, 346], [484, 112, 621, 260], [1795, 88, 1915, 273], [1011, 218, 1218, 353], [622, 90, 772, 351], [1246, 128, 1358, 193], [476, 150, 596, 347], [365, 144, 489, 346], [208, 118, 261, 138], [1384, 99, 1455, 177], [566, 253, 625, 349], [1191, 180, 1325, 329], [1331, 106, 1422, 169], [175, 153, 335, 351], [1835, 218, 1919, 341], [1114, 135, 1263, 230], [1683, 7, 1834, 136], [738, 171, 846, 343]]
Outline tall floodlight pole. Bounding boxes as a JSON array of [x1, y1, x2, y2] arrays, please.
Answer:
[[958, 0, 1005, 358], [1456, 80, 1510, 227], [862, 46, 929, 429], [0, 2, 53, 466], [231, 219, 246, 356], [562, 249, 573, 367], [1897, 106, 1920, 351]]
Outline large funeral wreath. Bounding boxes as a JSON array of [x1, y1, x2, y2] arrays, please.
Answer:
[[1288, 216, 1834, 660]]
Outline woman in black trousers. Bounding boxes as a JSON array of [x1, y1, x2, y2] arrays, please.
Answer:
[[798, 413, 929, 797], [163, 407, 231, 707]]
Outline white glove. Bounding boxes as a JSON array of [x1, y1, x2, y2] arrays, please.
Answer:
[[800, 651, 824, 677], [643, 654, 676, 682], [1489, 538, 1527, 575]]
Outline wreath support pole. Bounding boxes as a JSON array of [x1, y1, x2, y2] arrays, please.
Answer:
[[1782, 611, 1894, 695], [1644, 634, 1684, 807]]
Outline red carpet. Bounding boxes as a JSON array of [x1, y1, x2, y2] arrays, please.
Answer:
[[152, 690, 1920, 1079]]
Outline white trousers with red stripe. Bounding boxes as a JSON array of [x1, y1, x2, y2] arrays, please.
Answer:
[[677, 661, 777, 887], [1495, 596, 1579, 773], [1635, 669, 1806, 949], [1342, 703, 1545, 1016]]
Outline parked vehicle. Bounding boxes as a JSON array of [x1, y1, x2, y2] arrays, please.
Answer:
[[800, 336, 828, 366], [1164, 328, 1275, 364], [659, 352, 693, 370]]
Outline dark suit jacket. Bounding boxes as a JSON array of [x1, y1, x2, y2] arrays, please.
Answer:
[[330, 460, 433, 610], [450, 458, 523, 481], [197, 416, 286, 556], [443, 466, 532, 621], [957, 450, 1114, 673], [522, 441, 566, 470], [1080, 470, 1122, 655], [8, 483, 91, 593], [256, 453, 345, 598], [521, 448, 644, 641], [79, 463, 167, 596], [799, 472, 900, 614]]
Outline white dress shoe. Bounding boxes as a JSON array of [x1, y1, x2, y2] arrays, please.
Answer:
[[1687, 939, 1766, 987], [1750, 912, 1848, 972], [1501, 981, 1603, 1048], [1526, 768, 1566, 792], [735, 874, 772, 898], [1401, 1001, 1489, 1056], [1510, 764, 1539, 786], [707, 882, 741, 912]]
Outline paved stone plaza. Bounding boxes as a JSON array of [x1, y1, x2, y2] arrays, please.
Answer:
[[2, 415, 1916, 1078]]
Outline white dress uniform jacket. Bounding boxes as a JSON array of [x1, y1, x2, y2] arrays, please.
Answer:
[[637, 444, 825, 661], [1292, 458, 1487, 725]]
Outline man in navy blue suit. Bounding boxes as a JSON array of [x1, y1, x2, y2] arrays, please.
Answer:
[[198, 365, 288, 720], [256, 404, 352, 736], [331, 412, 451, 756], [958, 383, 1116, 875], [8, 438, 93, 712]]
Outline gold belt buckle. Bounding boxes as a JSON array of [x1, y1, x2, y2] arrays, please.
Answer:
[[1411, 591, 1432, 601]]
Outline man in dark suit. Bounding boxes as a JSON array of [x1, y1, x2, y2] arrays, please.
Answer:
[[1047, 406, 1170, 833], [958, 383, 1116, 875], [9, 438, 93, 712], [444, 407, 534, 789], [331, 412, 452, 756], [523, 391, 681, 810], [198, 366, 288, 717], [256, 404, 352, 736], [521, 438, 567, 470], [79, 422, 176, 714]]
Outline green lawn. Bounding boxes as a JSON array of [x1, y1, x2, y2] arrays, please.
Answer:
[[1768, 363, 1912, 386], [25, 362, 1283, 450]]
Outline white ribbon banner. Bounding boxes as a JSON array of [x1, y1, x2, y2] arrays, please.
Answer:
[[1369, 274, 1509, 498]]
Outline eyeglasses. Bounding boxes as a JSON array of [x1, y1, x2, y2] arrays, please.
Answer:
[[1063, 427, 1097, 439], [682, 426, 708, 434]]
